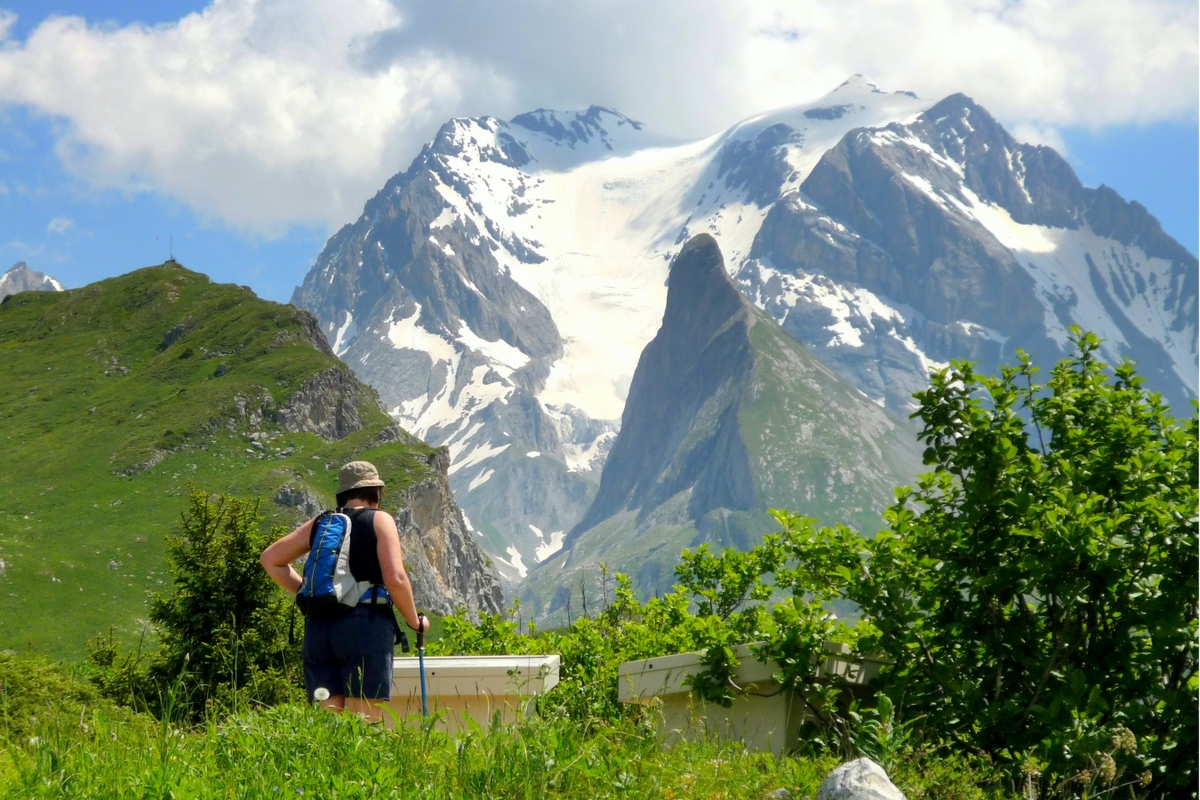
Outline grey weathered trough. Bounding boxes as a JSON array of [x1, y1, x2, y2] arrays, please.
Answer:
[[618, 642, 885, 756]]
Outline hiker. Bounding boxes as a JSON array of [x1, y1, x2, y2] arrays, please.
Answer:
[[259, 460, 429, 722]]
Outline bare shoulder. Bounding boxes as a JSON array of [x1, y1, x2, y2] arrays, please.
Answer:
[[372, 509, 399, 536]]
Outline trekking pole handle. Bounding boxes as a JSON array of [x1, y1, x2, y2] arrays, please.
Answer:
[[415, 612, 426, 649]]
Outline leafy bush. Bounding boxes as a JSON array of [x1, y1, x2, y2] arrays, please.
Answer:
[[781, 332, 1197, 795], [87, 487, 303, 718], [433, 544, 857, 730], [0, 651, 139, 746]]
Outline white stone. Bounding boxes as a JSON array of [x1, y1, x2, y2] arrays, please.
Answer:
[[817, 759, 905, 800]]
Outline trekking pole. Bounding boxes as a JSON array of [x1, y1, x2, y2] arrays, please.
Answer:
[[416, 612, 428, 718]]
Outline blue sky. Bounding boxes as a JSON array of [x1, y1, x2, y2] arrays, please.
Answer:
[[1, 1, 1196, 302]]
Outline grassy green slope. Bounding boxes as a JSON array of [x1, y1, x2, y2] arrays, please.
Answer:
[[738, 317, 923, 534], [0, 262, 436, 659]]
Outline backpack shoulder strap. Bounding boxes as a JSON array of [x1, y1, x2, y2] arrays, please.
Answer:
[[308, 510, 334, 548]]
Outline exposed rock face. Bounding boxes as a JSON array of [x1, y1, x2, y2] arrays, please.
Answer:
[[817, 759, 906, 800], [273, 482, 323, 520], [391, 448, 505, 616], [0, 262, 63, 301], [573, 234, 758, 534], [575, 235, 921, 542], [276, 366, 371, 440]]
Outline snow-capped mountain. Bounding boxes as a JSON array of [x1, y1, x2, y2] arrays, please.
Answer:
[[1, 262, 64, 301], [293, 76, 1198, 586]]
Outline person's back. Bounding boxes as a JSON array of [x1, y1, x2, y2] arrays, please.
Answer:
[[259, 460, 429, 720]]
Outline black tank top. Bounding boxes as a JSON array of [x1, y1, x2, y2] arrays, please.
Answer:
[[340, 507, 387, 597]]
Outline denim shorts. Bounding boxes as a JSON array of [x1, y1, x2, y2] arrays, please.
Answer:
[[302, 606, 395, 701]]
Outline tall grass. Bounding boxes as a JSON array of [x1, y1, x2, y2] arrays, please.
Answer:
[[0, 700, 1011, 799]]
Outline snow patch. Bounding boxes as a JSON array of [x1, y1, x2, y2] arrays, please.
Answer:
[[744, 260, 949, 378], [468, 468, 494, 492], [331, 311, 357, 356], [456, 323, 530, 373], [386, 304, 457, 364], [448, 435, 511, 476], [535, 529, 566, 563], [430, 206, 457, 230], [501, 545, 528, 579]]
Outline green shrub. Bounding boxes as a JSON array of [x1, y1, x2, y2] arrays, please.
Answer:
[[781, 331, 1197, 796], [87, 487, 304, 718], [1, 652, 103, 744], [433, 547, 857, 734]]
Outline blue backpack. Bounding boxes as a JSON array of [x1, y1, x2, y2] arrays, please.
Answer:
[[292, 509, 410, 650], [296, 510, 381, 618]]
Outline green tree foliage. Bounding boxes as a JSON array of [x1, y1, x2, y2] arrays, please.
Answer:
[[88, 487, 303, 718], [782, 332, 1197, 794]]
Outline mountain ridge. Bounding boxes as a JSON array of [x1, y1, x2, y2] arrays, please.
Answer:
[[291, 77, 1197, 589]]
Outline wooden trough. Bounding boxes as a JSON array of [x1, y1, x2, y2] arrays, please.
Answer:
[[384, 654, 560, 733]]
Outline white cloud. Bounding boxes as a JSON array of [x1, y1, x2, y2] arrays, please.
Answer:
[[0, 0, 1194, 235], [380, 0, 1197, 134], [0, 1, 505, 235], [46, 216, 73, 234], [1010, 124, 1069, 156]]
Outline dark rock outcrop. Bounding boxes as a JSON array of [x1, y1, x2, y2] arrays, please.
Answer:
[[273, 482, 323, 520], [276, 367, 370, 440]]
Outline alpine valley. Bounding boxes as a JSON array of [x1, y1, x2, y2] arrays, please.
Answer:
[[292, 77, 1198, 614]]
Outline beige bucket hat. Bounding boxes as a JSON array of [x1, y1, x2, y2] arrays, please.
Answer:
[[337, 460, 386, 494]]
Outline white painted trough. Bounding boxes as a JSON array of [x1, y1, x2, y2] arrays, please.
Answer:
[[384, 654, 560, 733], [618, 642, 885, 756]]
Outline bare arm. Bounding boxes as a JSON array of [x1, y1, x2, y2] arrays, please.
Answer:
[[259, 519, 314, 595], [375, 512, 429, 632]]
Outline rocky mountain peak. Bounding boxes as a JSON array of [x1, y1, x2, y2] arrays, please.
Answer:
[[571, 235, 923, 542], [659, 234, 750, 356], [1, 262, 64, 301], [532, 235, 923, 606], [295, 80, 1196, 602], [510, 106, 644, 148]]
